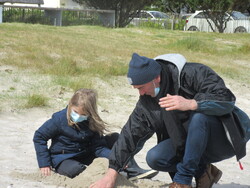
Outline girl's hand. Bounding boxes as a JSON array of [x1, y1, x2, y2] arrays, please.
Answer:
[[40, 166, 51, 176]]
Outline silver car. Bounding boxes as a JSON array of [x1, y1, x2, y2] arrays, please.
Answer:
[[184, 10, 250, 33], [130, 10, 169, 27]]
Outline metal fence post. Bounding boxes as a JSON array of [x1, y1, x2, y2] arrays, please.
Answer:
[[0, 5, 3, 24]]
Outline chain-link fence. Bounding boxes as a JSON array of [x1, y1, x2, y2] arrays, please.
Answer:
[[2, 5, 115, 27]]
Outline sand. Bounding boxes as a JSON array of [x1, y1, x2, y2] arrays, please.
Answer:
[[0, 66, 250, 188]]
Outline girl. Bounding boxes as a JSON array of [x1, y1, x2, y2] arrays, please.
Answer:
[[33, 88, 157, 179]]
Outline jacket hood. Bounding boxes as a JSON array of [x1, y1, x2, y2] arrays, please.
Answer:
[[154, 54, 186, 87]]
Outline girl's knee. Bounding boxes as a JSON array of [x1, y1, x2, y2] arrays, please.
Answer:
[[56, 159, 86, 178]]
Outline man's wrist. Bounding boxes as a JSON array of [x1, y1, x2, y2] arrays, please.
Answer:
[[190, 99, 198, 110]]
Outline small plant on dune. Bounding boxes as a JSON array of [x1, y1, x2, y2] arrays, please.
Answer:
[[237, 43, 250, 54], [24, 94, 48, 108]]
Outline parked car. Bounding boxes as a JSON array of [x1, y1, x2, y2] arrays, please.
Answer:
[[146, 11, 169, 19], [130, 10, 169, 27], [180, 13, 193, 20], [184, 10, 250, 33]]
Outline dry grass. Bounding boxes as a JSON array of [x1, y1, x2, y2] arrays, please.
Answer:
[[0, 23, 249, 110]]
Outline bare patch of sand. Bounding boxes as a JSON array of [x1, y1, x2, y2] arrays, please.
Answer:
[[0, 67, 249, 188], [11, 158, 138, 188]]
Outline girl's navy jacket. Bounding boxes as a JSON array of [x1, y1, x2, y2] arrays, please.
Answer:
[[33, 108, 109, 168]]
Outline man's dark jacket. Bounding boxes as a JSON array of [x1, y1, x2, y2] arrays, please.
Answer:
[[108, 54, 250, 172]]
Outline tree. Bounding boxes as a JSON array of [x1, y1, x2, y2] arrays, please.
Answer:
[[162, 0, 186, 13], [151, 0, 193, 30], [73, 0, 154, 27], [151, 0, 194, 14], [186, 0, 250, 33], [231, 0, 250, 15], [161, 0, 186, 30]]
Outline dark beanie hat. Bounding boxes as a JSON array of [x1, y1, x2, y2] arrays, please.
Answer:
[[127, 53, 161, 85]]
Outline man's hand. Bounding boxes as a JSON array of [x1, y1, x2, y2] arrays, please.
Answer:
[[40, 166, 51, 176], [159, 94, 197, 111], [90, 168, 118, 188]]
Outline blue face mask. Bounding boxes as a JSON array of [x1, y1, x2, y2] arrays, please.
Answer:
[[154, 87, 160, 97], [153, 81, 160, 97], [70, 110, 88, 123]]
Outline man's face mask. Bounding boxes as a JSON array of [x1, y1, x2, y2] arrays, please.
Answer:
[[153, 81, 160, 97], [70, 110, 88, 123]]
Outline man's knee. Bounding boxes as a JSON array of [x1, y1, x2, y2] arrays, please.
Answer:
[[146, 149, 159, 169], [56, 159, 86, 178], [146, 140, 178, 172], [188, 113, 211, 130], [146, 149, 177, 172], [191, 113, 208, 121]]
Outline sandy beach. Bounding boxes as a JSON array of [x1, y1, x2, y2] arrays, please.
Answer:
[[0, 65, 249, 188]]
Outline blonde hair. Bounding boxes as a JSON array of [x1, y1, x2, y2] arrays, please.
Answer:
[[67, 88, 107, 135]]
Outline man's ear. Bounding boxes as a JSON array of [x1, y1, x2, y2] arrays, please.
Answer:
[[155, 75, 161, 83]]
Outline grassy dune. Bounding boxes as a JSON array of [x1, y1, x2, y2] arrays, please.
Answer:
[[0, 23, 249, 109]]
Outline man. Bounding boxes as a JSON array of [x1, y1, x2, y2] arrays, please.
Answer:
[[90, 53, 250, 188]]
